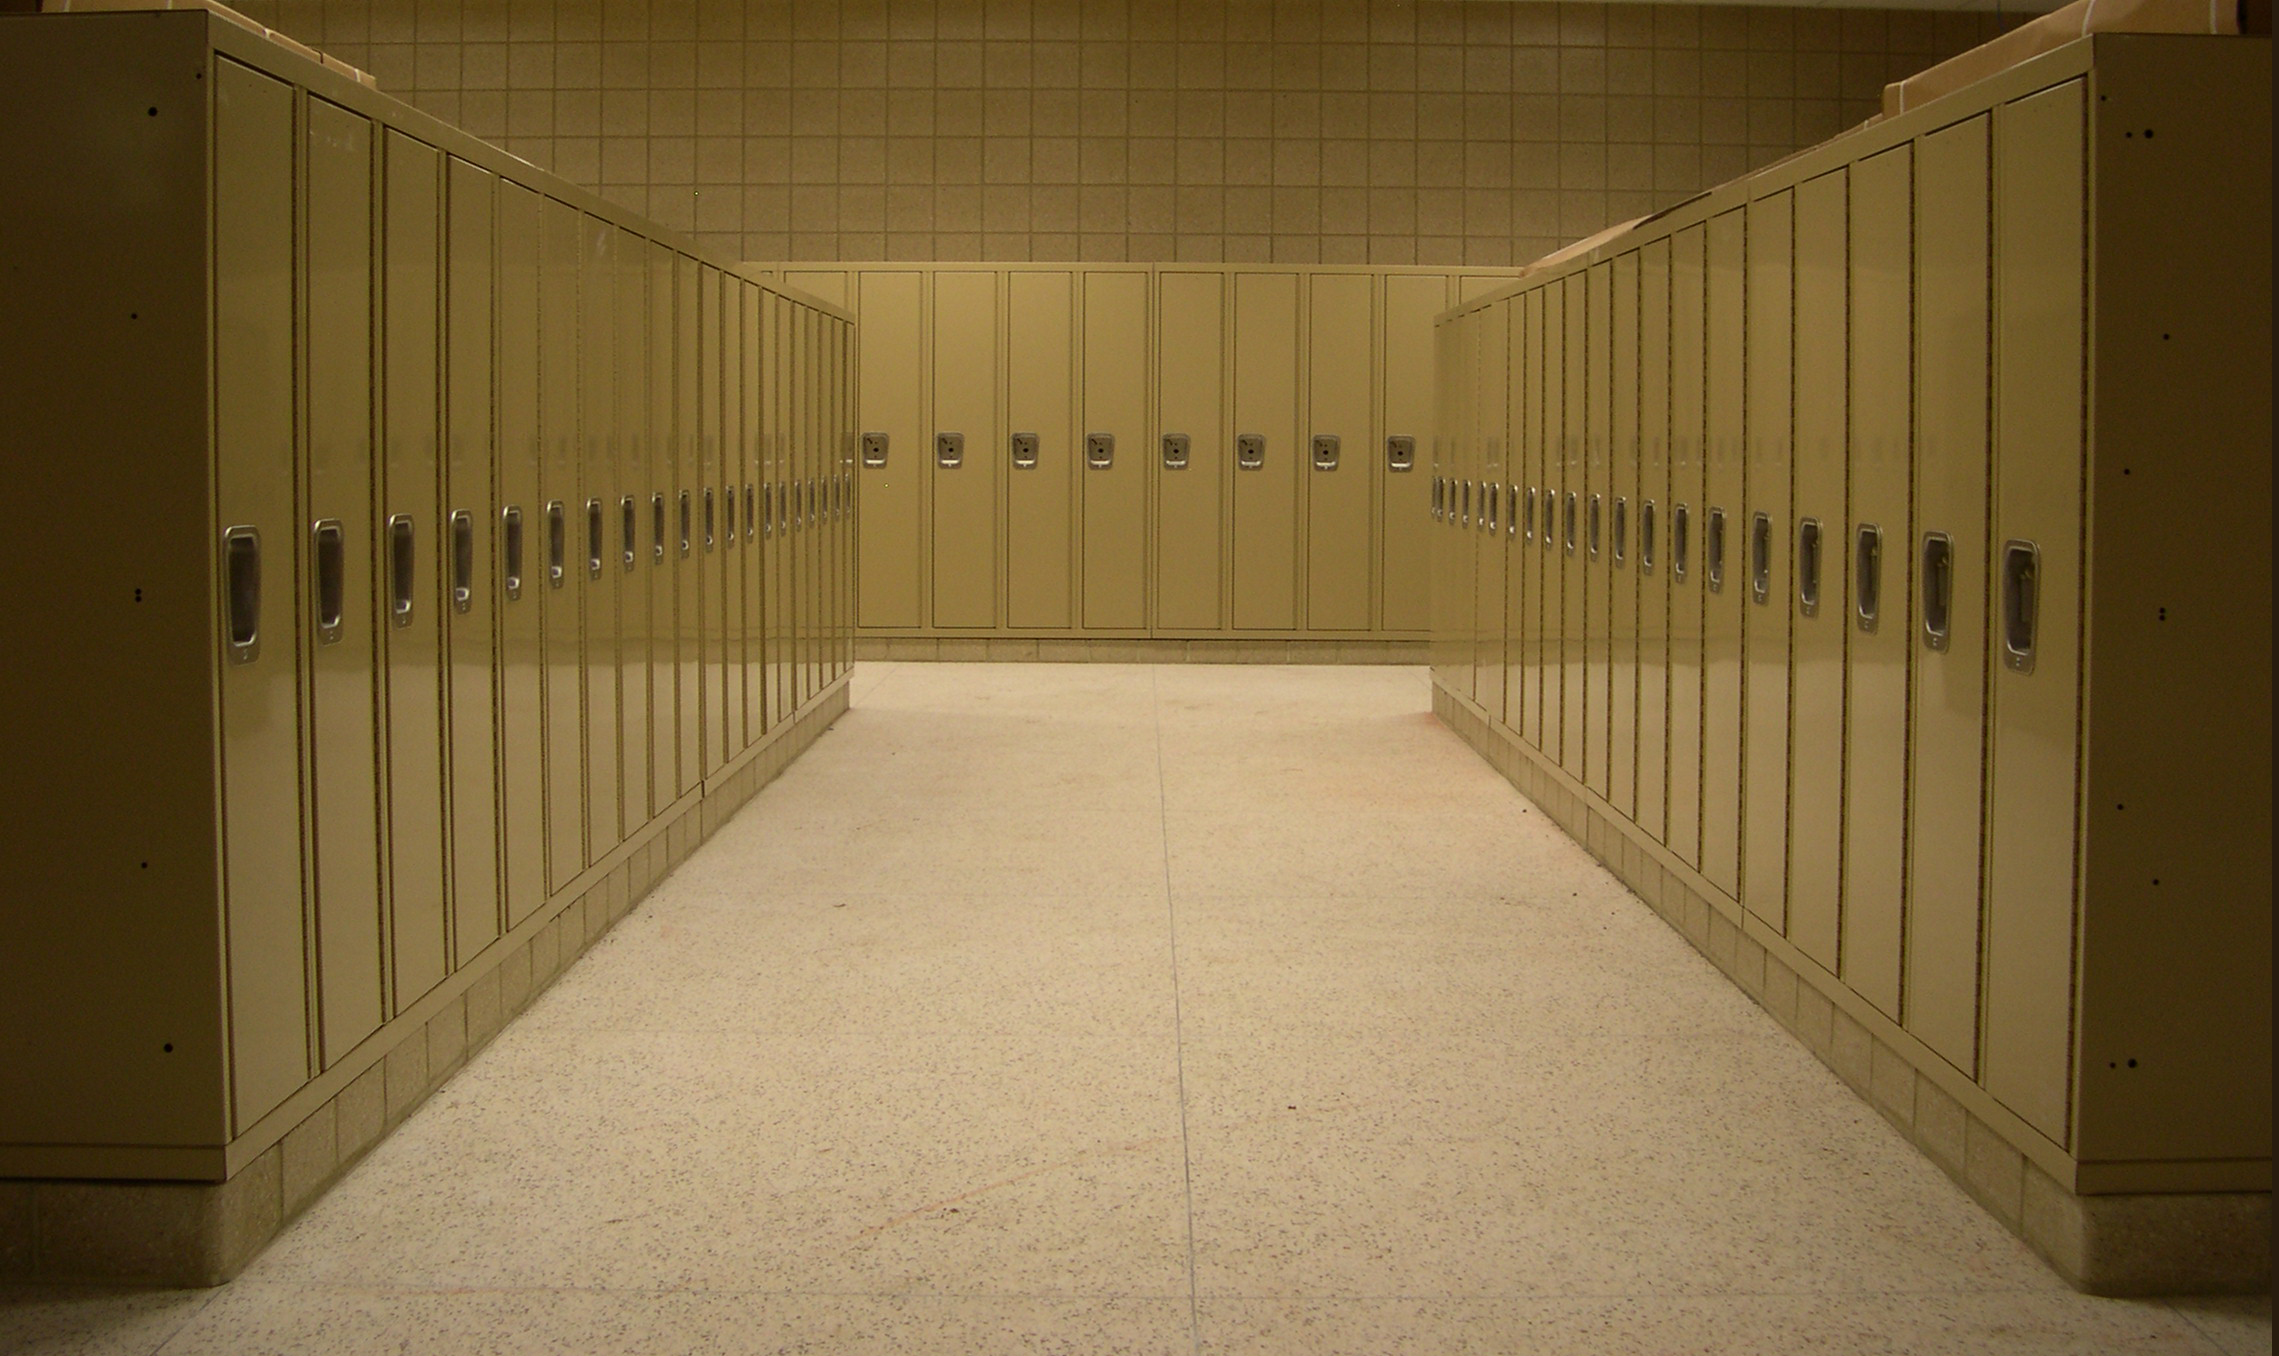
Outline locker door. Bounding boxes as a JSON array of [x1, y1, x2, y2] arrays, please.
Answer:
[[857, 271, 923, 629], [1559, 275, 1586, 779], [1789, 169, 1848, 974], [767, 292, 789, 724], [1007, 271, 1075, 630], [1982, 80, 2086, 1143], [617, 235, 652, 813], [1539, 285, 1566, 749], [444, 157, 500, 967], [791, 307, 809, 702], [1585, 262, 1612, 798], [305, 94, 383, 1068], [1380, 275, 1443, 633], [538, 197, 585, 888], [1637, 238, 1672, 841], [673, 256, 700, 794], [383, 131, 449, 1009], [1741, 190, 1793, 931], [932, 270, 1001, 629], [497, 182, 546, 927], [581, 218, 621, 852], [1471, 301, 1507, 720], [1842, 145, 1913, 1021], [1667, 224, 1707, 868], [216, 58, 307, 1132], [1445, 311, 1475, 700], [1429, 320, 1458, 685], [648, 241, 677, 809], [1908, 113, 1992, 1077], [1307, 273, 1373, 632], [1156, 271, 1226, 631], [1502, 290, 1532, 738], [1080, 271, 1149, 630], [741, 284, 763, 741], [1701, 208, 1745, 901], [717, 270, 744, 760], [1609, 252, 1639, 820], [808, 308, 827, 696], [1232, 272, 1299, 631], [698, 265, 722, 777], [1521, 289, 1547, 748]]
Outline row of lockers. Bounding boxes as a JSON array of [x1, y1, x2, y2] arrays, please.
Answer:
[[1430, 36, 2268, 1179], [0, 13, 855, 1163], [761, 265, 1520, 639]]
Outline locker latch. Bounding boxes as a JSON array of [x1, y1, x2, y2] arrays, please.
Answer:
[[1919, 531, 1953, 650], [1796, 518, 1823, 616], [1162, 434, 1190, 471], [1237, 434, 1265, 471], [1387, 436, 1415, 473], [2000, 539, 2038, 674], [223, 525, 261, 663], [936, 432, 964, 470], [313, 520, 345, 644], [1086, 433, 1114, 469], [452, 509, 476, 610], [861, 432, 889, 468], [1853, 524, 1882, 631], [1011, 432, 1039, 470], [1312, 434, 1340, 472]]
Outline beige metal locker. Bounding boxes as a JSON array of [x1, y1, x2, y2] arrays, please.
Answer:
[[1307, 274, 1373, 632], [581, 218, 622, 852], [740, 283, 764, 745], [1006, 271, 1076, 630], [382, 130, 449, 1011], [717, 270, 744, 762], [1559, 275, 1586, 779], [932, 270, 1001, 629], [444, 157, 501, 968], [1155, 271, 1227, 631], [617, 236, 653, 812], [1476, 301, 1511, 720], [1637, 239, 1672, 842], [1981, 80, 2086, 1142], [1842, 145, 1914, 1021], [1502, 291, 1532, 739], [1609, 253, 1639, 820], [1584, 263, 1612, 797], [673, 256, 701, 793], [1430, 320, 1460, 686], [1907, 112, 1993, 1076], [1380, 275, 1442, 634], [1233, 272, 1300, 631], [1741, 190, 1793, 932], [539, 197, 586, 885], [1787, 170, 1847, 974], [648, 240, 679, 811], [766, 291, 790, 725], [1538, 284, 1567, 750], [1081, 271, 1150, 631], [497, 182, 547, 928], [1443, 310, 1475, 701], [1700, 208, 1745, 902], [1520, 288, 1547, 748], [1666, 224, 1707, 868], [305, 94, 385, 1068], [857, 271, 923, 629], [214, 57, 311, 1130], [698, 265, 724, 778]]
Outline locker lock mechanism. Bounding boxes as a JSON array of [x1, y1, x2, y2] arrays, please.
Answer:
[[1011, 432, 1039, 470], [1386, 435, 1415, 473], [1311, 434, 1340, 472], [2001, 539, 2039, 674], [936, 431, 964, 470], [1086, 433, 1115, 470], [860, 432, 889, 468], [1161, 433, 1190, 471], [1236, 433, 1265, 471]]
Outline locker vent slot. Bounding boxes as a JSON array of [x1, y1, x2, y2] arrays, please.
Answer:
[[1563, 492, 1578, 555], [1750, 511, 1772, 604], [389, 514, 417, 624], [586, 499, 605, 578], [313, 520, 344, 643], [1588, 494, 1603, 560], [860, 432, 888, 468], [1161, 433, 1189, 471], [1640, 500, 1656, 573], [1612, 497, 1628, 563], [1386, 435, 1415, 472], [223, 526, 262, 662], [2001, 539, 2039, 674], [1312, 434, 1340, 472], [1854, 524, 1882, 630], [621, 497, 637, 569], [1920, 530, 1953, 650], [652, 493, 668, 560], [936, 432, 964, 470], [451, 509, 475, 612], [1705, 508, 1725, 591], [1086, 433, 1115, 469], [1236, 433, 1264, 471], [678, 491, 691, 557], [545, 501, 566, 587], [1796, 518, 1823, 616], [502, 506, 525, 599], [1672, 504, 1690, 579], [1011, 432, 1039, 470]]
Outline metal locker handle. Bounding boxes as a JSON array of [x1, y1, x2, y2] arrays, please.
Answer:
[[1750, 511, 1772, 604], [744, 484, 756, 540], [651, 493, 667, 561], [388, 514, 416, 625], [586, 499, 604, 578], [1460, 479, 1471, 527], [936, 432, 964, 470], [1011, 432, 1039, 470], [1508, 484, 1520, 538], [451, 509, 475, 612], [1796, 518, 1822, 617], [1485, 482, 1498, 533], [1854, 524, 1882, 631], [502, 506, 525, 599], [1161, 433, 1189, 471], [860, 432, 888, 468], [1086, 433, 1114, 469], [1640, 500, 1657, 573], [1387, 435, 1415, 472], [1236, 433, 1264, 471], [1705, 508, 1725, 591], [545, 501, 566, 587], [2001, 539, 2039, 674], [1312, 434, 1340, 471], [1431, 476, 1443, 521], [1524, 487, 1537, 542], [703, 488, 716, 550], [678, 491, 692, 557], [621, 496, 638, 569], [1588, 494, 1603, 560], [723, 485, 738, 546], [223, 525, 261, 662], [760, 485, 773, 538], [1612, 497, 1628, 564], [312, 520, 345, 644], [1920, 531, 1953, 650], [1673, 504, 1690, 580], [1563, 492, 1578, 556]]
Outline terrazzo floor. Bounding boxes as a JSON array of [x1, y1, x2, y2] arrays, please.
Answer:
[[4, 663, 2269, 1356]]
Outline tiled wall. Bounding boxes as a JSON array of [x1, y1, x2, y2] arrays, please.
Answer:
[[246, 0, 2015, 266]]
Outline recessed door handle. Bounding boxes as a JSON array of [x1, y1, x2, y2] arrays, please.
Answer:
[[1854, 524, 1882, 631], [1236, 434, 1264, 472], [1011, 432, 1039, 470], [586, 498, 604, 578], [545, 501, 566, 587], [1386, 435, 1415, 472], [2001, 539, 2039, 673], [936, 432, 963, 470], [1162, 433, 1189, 471], [1312, 434, 1340, 471], [223, 525, 261, 662], [1086, 433, 1114, 469], [389, 513, 416, 625], [860, 432, 888, 468], [1920, 530, 1953, 650], [1705, 507, 1725, 591], [1796, 517, 1822, 617], [502, 505, 525, 599], [1750, 510, 1772, 604], [1640, 500, 1656, 573], [312, 519, 344, 644], [451, 509, 475, 612]]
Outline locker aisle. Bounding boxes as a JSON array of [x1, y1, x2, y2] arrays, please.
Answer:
[[3, 665, 2264, 1356]]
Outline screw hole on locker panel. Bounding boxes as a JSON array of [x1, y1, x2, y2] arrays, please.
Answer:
[[162, 1043, 173, 1053], [147, 107, 157, 116], [134, 588, 143, 601]]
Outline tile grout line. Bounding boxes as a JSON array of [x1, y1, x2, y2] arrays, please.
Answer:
[[1151, 665, 1204, 1356]]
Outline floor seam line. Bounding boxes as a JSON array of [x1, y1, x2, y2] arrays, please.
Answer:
[[1154, 665, 1204, 1356]]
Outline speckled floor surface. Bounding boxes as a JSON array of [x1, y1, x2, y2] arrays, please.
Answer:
[[4, 663, 2269, 1355]]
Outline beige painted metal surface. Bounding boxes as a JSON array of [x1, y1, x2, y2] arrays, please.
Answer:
[[1380, 275, 1443, 635], [1081, 271, 1150, 631], [1306, 274, 1374, 632], [445, 157, 501, 972], [1155, 271, 1226, 632], [1741, 190, 1794, 932], [930, 271, 999, 630], [1005, 272, 1075, 630]]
